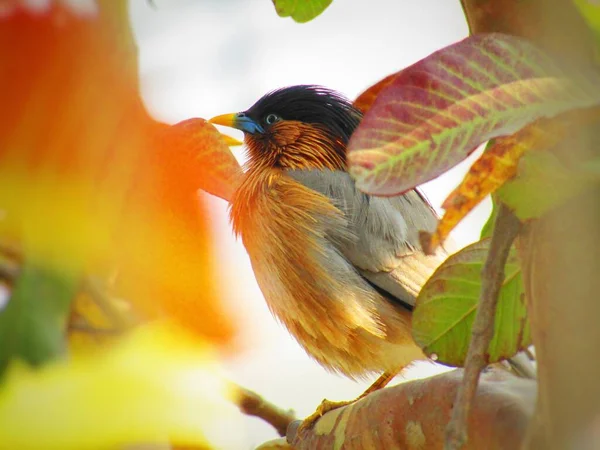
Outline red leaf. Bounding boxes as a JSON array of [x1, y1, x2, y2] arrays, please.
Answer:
[[420, 108, 600, 254], [347, 33, 600, 196]]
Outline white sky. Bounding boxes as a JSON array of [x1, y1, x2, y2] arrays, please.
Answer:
[[129, 1, 488, 447]]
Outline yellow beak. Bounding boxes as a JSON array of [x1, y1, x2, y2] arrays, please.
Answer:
[[209, 113, 238, 129], [220, 134, 243, 147]]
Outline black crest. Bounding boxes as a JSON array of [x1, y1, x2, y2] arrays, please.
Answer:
[[245, 85, 363, 143]]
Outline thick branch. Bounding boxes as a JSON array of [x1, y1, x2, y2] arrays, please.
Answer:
[[458, 1, 600, 449], [520, 186, 600, 450], [445, 204, 521, 450], [286, 369, 535, 449], [226, 381, 296, 437]]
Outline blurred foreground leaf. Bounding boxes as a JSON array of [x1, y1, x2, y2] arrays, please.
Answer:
[[574, 0, 600, 49], [0, 2, 236, 349], [497, 149, 600, 219], [0, 322, 242, 450], [162, 119, 243, 203], [0, 263, 79, 375]]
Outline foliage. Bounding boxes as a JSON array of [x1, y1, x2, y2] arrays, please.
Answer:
[[0, 323, 241, 450], [348, 32, 600, 364], [0, 2, 240, 448], [347, 34, 600, 197], [0, 263, 78, 374], [272, 0, 333, 23], [160, 119, 243, 203], [412, 239, 530, 366], [574, 0, 600, 51], [496, 137, 600, 219], [2, 0, 600, 449], [420, 108, 600, 252]]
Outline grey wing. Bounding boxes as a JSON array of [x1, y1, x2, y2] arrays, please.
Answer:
[[287, 169, 452, 309]]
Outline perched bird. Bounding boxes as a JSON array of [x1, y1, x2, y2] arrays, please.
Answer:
[[209, 85, 530, 428]]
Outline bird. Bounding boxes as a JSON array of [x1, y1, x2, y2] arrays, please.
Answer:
[[209, 85, 532, 431]]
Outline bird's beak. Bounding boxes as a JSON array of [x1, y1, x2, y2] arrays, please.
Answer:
[[220, 134, 244, 147], [209, 112, 264, 135]]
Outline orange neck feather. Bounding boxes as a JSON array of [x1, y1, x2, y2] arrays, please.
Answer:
[[243, 121, 347, 172]]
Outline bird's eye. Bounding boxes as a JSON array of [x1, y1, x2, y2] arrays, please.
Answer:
[[264, 113, 280, 125]]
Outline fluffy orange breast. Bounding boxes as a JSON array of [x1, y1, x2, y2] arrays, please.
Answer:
[[230, 168, 423, 378]]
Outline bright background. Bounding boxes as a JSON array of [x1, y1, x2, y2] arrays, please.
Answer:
[[129, 1, 489, 447]]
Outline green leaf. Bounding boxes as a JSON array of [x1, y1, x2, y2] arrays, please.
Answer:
[[574, 0, 600, 48], [0, 263, 79, 375], [272, 0, 332, 23], [497, 150, 600, 219], [480, 196, 499, 239], [412, 239, 530, 367], [347, 33, 600, 196]]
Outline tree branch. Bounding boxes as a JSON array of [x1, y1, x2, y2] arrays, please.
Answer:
[[286, 368, 535, 449], [445, 203, 521, 450], [226, 381, 296, 437], [457, 2, 599, 449]]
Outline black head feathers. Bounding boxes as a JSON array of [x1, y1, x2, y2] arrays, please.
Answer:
[[244, 85, 363, 144]]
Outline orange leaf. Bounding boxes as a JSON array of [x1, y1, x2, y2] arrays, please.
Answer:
[[353, 73, 397, 115], [421, 108, 600, 254], [113, 120, 243, 344], [0, 3, 236, 347], [159, 119, 243, 203]]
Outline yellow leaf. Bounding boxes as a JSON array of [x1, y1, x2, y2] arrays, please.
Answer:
[[0, 322, 243, 450]]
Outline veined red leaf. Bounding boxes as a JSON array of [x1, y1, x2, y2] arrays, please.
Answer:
[[159, 119, 243, 203], [347, 33, 600, 196], [420, 108, 600, 254]]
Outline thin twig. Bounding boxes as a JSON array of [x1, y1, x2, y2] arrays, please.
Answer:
[[226, 381, 296, 437], [82, 276, 136, 329], [0, 240, 22, 262], [445, 203, 522, 450], [0, 241, 21, 283], [0, 257, 19, 283], [68, 317, 126, 335]]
